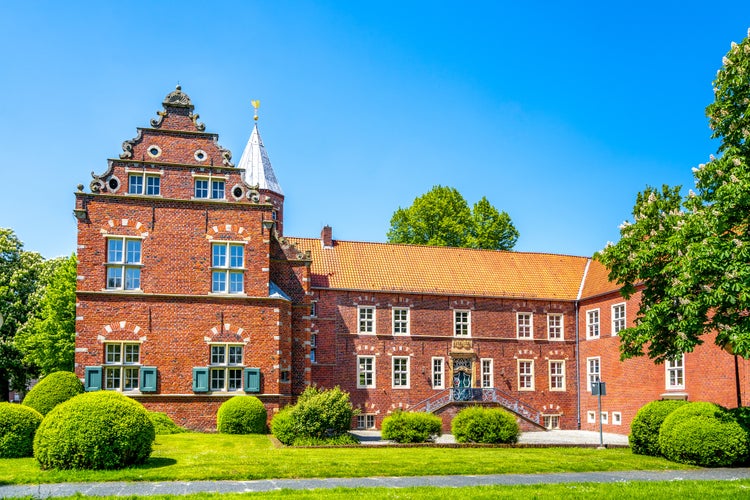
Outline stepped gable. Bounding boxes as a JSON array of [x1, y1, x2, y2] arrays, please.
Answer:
[[288, 237, 590, 300]]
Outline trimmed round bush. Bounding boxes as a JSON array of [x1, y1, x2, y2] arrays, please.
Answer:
[[271, 407, 296, 445], [22, 371, 83, 416], [629, 399, 689, 456], [659, 415, 748, 466], [292, 386, 354, 439], [0, 403, 43, 458], [34, 391, 155, 470], [217, 396, 268, 434], [147, 411, 186, 435], [452, 406, 519, 444], [381, 411, 442, 443], [658, 401, 727, 454]]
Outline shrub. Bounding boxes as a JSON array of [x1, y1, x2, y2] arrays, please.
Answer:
[[271, 407, 296, 445], [292, 433, 360, 446], [34, 391, 155, 470], [22, 371, 83, 416], [658, 401, 728, 454], [451, 406, 519, 444], [659, 415, 748, 467], [292, 386, 355, 439], [148, 411, 186, 435], [728, 406, 750, 434], [381, 411, 442, 443], [0, 403, 43, 458], [217, 396, 267, 434], [629, 399, 689, 456]]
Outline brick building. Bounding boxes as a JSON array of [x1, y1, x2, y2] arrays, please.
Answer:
[[74, 87, 750, 431]]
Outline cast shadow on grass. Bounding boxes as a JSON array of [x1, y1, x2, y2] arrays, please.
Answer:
[[135, 457, 177, 469]]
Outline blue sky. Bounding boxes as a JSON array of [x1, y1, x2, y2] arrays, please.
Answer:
[[1, 2, 749, 259]]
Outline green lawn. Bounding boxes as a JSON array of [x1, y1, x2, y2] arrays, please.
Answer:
[[0, 433, 692, 485]]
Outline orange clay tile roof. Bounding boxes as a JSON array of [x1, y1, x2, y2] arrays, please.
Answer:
[[287, 237, 601, 301], [581, 258, 622, 298]]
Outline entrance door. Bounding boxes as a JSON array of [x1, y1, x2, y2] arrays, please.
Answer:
[[453, 362, 473, 401]]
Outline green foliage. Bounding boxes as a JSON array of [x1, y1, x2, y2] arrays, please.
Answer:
[[596, 30, 750, 362], [217, 396, 268, 434], [292, 386, 355, 440], [148, 411, 187, 435], [291, 433, 360, 446], [22, 370, 83, 416], [451, 406, 519, 444], [728, 406, 750, 433], [271, 407, 296, 445], [658, 401, 728, 448], [33, 391, 155, 470], [15, 254, 77, 376], [0, 402, 43, 458], [387, 186, 518, 250], [629, 400, 689, 456], [660, 416, 748, 467], [381, 411, 442, 443]]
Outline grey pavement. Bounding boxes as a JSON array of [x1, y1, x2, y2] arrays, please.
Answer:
[[352, 429, 631, 446]]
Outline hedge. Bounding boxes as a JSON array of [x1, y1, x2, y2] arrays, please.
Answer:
[[0, 403, 43, 458], [629, 399, 688, 456], [22, 371, 83, 416], [451, 406, 519, 444], [217, 396, 267, 434], [381, 411, 442, 443]]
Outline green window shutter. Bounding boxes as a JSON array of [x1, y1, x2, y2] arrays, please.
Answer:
[[140, 366, 158, 392], [244, 368, 261, 393], [85, 366, 102, 391], [192, 367, 209, 393]]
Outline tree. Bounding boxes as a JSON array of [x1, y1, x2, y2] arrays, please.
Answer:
[[596, 29, 750, 363], [16, 254, 77, 376], [387, 186, 518, 250], [0, 228, 44, 400]]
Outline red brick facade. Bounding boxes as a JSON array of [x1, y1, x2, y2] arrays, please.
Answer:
[[74, 88, 750, 432]]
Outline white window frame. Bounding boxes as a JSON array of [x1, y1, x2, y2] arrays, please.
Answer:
[[454, 310, 471, 337], [310, 333, 317, 364], [432, 357, 444, 389], [356, 414, 376, 430], [358, 306, 375, 334], [481, 358, 493, 388], [517, 359, 534, 391], [106, 236, 143, 291], [517, 312, 533, 339], [392, 307, 410, 335], [192, 174, 227, 200], [104, 341, 141, 391], [543, 414, 561, 430], [612, 303, 626, 335], [587, 410, 596, 424], [549, 359, 566, 391], [547, 313, 563, 341], [211, 241, 245, 294], [127, 171, 162, 196], [209, 343, 244, 392], [357, 355, 375, 388], [600, 411, 608, 424], [666, 355, 685, 390], [586, 356, 601, 392], [613, 412, 622, 425], [392, 356, 410, 389], [586, 309, 600, 339]]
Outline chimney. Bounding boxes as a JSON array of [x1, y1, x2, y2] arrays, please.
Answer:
[[321, 225, 333, 248]]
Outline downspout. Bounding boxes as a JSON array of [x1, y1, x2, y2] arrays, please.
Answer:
[[575, 258, 592, 430]]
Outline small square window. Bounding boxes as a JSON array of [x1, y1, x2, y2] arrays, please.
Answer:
[[613, 412, 622, 425], [587, 411, 596, 424]]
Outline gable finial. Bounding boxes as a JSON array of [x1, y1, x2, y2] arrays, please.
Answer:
[[251, 100, 260, 121]]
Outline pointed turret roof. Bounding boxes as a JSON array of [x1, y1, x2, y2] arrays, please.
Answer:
[[237, 124, 283, 195]]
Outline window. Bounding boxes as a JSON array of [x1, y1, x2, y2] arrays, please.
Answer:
[[587, 410, 596, 424], [358, 306, 375, 334], [194, 177, 225, 199], [481, 358, 493, 388], [666, 356, 684, 389], [549, 360, 566, 391], [454, 310, 470, 336], [128, 173, 161, 196], [587, 357, 601, 392], [613, 412, 622, 425], [432, 357, 444, 389], [209, 344, 244, 391], [543, 415, 560, 430], [517, 313, 533, 339], [310, 333, 317, 363], [310, 301, 317, 318], [392, 356, 410, 388], [357, 356, 375, 388], [357, 414, 376, 429], [586, 309, 600, 339], [547, 313, 563, 340], [211, 242, 244, 294], [104, 342, 140, 391], [612, 303, 626, 335], [106, 236, 142, 290], [392, 308, 409, 335], [518, 359, 534, 390], [600, 412, 608, 424]]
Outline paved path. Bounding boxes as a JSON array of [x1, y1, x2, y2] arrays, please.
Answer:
[[2, 469, 750, 498], [353, 429, 631, 446]]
